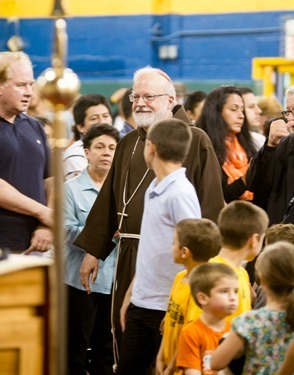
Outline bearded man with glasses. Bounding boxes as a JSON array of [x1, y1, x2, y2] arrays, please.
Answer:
[[75, 66, 224, 370], [247, 85, 294, 225]]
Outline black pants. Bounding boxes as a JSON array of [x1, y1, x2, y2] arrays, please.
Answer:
[[116, 303, 165, 375], [112, 239, 138, 352], [67, 285, 114, 375]]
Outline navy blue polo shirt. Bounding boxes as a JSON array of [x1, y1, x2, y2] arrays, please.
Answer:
[[0, 113, 51, 250]]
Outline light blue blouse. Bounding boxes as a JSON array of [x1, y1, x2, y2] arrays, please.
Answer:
[[64, 168, 117, 294]]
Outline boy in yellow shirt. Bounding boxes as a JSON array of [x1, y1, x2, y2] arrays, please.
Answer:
[[210, 200, 269, 321], [156, 218, 221, 374]]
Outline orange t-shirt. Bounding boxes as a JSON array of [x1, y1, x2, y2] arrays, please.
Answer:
[[177, 318, 230, 374]]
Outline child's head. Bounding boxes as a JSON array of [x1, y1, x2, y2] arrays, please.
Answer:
[[173, 218, 221, 264], [258, 241, 294, 330], [255, 223, 294, 285], [189, 263, 238, 317], [265, 223, 294, 245], [218, 201, 269, 260], [144, 118, 192, 166]]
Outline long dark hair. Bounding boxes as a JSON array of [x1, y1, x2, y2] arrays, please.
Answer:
[[197, 86, 256, 165]]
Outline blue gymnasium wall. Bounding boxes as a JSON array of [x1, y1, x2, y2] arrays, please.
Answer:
[[1, 11, 294, 94]]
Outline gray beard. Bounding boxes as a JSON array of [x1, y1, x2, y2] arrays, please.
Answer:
[[133, 107, 169, 128], [133, 112, 157, 128]]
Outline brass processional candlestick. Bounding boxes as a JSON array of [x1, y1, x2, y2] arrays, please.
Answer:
[[37, 1, 80, 373]]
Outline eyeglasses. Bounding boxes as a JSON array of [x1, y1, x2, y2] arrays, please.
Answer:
[[281, 109, 294, 117], [129, 94, 169, 103]]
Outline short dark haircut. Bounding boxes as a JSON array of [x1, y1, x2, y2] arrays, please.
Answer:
[[189, 263, 238, 308], [238, 87, 254, 96], [175, 218, 221, 262], [184, 90, 207, 112], [218, 201, 269, 249], [121, 88, 133, 119], [72, 94, 112, 139], [147, 118, 192, 163], [83, 123, 120, 149], [266, 224, 294, 245]]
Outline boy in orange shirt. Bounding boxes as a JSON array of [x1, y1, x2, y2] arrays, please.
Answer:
[[177, 263, 238, 374], [156, 218, 221, 374]]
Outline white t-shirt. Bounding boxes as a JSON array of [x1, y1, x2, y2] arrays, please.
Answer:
[[63, 140, 87, 180]]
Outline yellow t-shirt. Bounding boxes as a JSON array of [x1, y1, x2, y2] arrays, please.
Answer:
[[209, 256, 251, 321], [162, 270, 202, 373]]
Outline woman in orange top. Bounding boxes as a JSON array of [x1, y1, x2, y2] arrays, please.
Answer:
[[198, 86, 257, 203]]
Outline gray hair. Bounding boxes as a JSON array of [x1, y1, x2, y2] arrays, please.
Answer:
[[133, 66, 176, 98], [286, 85, 294, 97]]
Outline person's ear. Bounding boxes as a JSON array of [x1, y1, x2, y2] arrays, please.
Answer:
[[247, 233, 256, 247], [145, 139, 151, 150], [167, 95, 175, 109], [181, 246, 190, 259], [196, 292, 209, 306], [149, 140, 157, 156], [84, 148, 90, 161], [248, 233, 264, 250]]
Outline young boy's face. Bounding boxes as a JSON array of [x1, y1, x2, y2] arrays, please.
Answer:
[[172, 229, 184, 264], [203, 277, 239, 318]]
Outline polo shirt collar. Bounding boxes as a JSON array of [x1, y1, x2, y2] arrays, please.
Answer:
[[148, 167, 186, 196]]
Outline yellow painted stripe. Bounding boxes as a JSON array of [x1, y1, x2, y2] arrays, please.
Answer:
[[1, 0, 293, 18], [0, 0, 53, 17]]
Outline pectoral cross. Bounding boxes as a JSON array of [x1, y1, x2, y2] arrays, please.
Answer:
[[117, 204, 128, 231]]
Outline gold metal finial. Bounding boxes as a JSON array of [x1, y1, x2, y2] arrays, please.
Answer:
[[52, 18, 67, 71], [37, 19, 80, 110]]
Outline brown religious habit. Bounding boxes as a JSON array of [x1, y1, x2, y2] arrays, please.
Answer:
[[74, 104, 224, 364]]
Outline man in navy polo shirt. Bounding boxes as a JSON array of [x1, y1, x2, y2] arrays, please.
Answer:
[[0, 51, 53, 253]]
